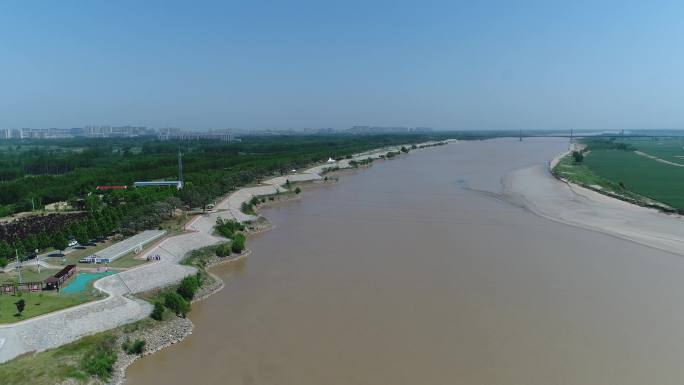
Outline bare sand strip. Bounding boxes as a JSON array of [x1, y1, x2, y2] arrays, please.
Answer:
[[0, 139, 456, 363], [505, 163, 684, 257]]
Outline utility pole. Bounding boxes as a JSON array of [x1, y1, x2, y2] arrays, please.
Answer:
[[178, 146, 184, 189], [15, 249, 22, 284]]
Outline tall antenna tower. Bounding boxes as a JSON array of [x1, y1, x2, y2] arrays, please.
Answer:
[[178, 146, 184, 188]]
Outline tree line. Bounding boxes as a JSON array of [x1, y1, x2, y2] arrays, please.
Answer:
[[0, 133, 474, 267]]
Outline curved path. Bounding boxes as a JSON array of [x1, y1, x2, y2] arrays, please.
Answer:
[[0, 140, 452, 363]]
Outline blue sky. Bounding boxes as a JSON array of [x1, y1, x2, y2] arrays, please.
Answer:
[[1, 0, 683, 130]]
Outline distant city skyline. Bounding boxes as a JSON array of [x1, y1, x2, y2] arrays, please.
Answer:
[[2, 1, 684, 131]]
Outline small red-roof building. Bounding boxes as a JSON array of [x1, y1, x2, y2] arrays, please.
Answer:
[[96, 185, 128, 190]]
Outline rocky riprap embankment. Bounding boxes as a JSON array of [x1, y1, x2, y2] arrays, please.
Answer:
[[110, 316, 193, 385], [109, 250, 248, 385]]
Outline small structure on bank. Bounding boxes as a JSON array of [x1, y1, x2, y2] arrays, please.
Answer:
[[80, 229, 166, 264], [1, 282, 42, 295], [96, 185, 128, 191], [44, 264, 76, 291], [133, 181, 183, 189]]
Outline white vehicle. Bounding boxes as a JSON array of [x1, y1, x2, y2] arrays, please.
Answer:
[[68, 239, 78, 247]]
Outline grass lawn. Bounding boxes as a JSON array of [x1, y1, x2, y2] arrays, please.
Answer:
[[104, 251, 148, 269], [0, 266, 58, 285], [159, 213, 189, 235], [54, 237, 118, 266], [49, 236, 148, 269], [0, 331, 117, 385], [0, 290, 100, 324]]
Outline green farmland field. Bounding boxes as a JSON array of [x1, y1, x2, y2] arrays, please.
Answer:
[[557, 138, 684, 209]]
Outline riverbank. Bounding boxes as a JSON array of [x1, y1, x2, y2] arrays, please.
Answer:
[[506, 149, 684, 257], [0, 139, 457, 384], [551, 144, 674, 212], [109, 251, 247, 385], [124, 137, 684, 385]]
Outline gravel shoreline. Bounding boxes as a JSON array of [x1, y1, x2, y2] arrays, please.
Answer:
[[110, 251, 248, 385]]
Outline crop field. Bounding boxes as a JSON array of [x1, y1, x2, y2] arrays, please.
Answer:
[[624, 137, 684, 164], [556, 137, 684, 209]]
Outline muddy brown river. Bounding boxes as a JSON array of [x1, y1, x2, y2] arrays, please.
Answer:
[[127, 138, 684, 385]]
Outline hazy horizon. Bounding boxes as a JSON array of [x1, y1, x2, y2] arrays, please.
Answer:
[[2, 1, 684, 131]]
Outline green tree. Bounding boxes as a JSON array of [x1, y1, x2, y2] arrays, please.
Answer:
[[14, 298, 25, 316], [176, 275, 199, 301], [85, 194, 102, 213], [53, 233, 69, 254], [572, 150, 584, 163], [164, 292, 191, 317], [294, 186, 302, 194], [231, 233, 246, 254], [0, 240, 14, 268], [74, 225, 90, 246], [23, 234, 38, 253]]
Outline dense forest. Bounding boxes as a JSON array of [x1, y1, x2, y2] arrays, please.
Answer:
[[0, 132, 502, 266]]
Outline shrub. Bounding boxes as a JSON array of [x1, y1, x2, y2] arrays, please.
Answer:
[[81, 335, 118, 381], [215, 218, 244, 238], [240, 201, 254, 214], [150, 301, 165, 321], [196, 271, 205, 287], [164, 291, 191, 317], [215, 243, 231, 257], [231, 233, 246, 254], [572, 150, 584, 163], [177, 275, 199, 301], [294, 187, 301, 194], [123, 338, 146, 355]]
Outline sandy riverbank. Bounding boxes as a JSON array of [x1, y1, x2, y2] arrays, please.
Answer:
[[505, 155, 684, 257]]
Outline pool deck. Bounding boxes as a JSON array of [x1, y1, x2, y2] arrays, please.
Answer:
[[61, 272, 116, 293]]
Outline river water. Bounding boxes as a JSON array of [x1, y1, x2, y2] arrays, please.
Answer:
[[127, 138, 684, 385]]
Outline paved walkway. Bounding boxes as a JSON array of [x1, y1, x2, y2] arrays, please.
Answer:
[[0, 211, 228, 363], [0, 140, 452, 363]]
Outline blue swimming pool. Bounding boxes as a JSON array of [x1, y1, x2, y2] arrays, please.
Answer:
[[61, 271, 115, 293]]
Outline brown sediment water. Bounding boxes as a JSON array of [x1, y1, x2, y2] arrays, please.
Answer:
[[126, 138, 684, 385]]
